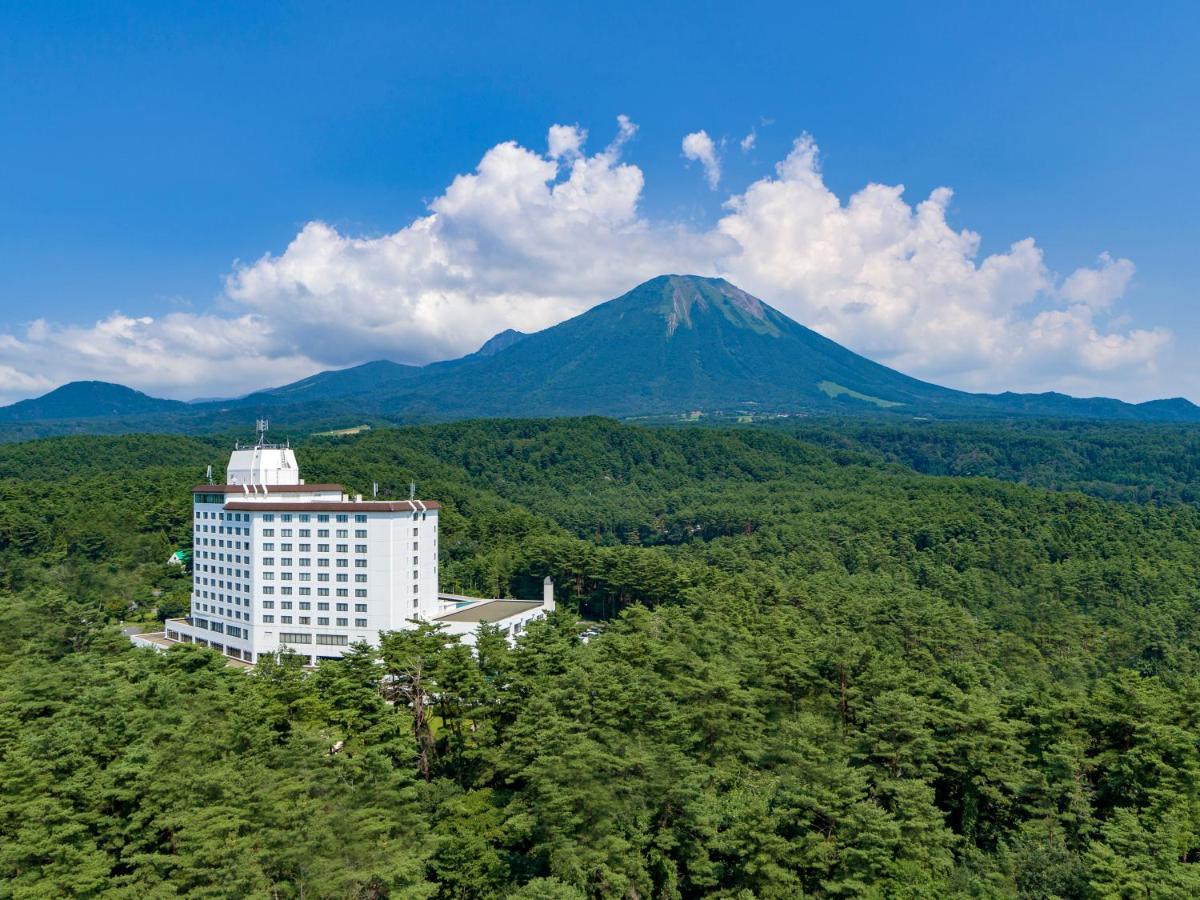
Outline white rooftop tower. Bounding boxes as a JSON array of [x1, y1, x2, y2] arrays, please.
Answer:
[[226, 419, 301, 487]]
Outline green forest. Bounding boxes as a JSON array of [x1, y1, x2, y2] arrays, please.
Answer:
[[3, 418, 1200, 898]]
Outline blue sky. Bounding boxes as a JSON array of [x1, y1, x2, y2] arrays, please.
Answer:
[[1, 1, 1197, 403]]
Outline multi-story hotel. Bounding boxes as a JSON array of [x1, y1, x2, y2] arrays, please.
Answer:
[[148, 425, 553, 665]]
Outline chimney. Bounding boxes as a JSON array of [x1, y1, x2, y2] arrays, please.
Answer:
[[543, 576, 555, 612]]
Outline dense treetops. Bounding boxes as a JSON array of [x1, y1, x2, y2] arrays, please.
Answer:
[[2, 418, 1200, 896]]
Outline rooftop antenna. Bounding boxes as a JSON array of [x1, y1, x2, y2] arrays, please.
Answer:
[[205, 464, 214, 485], [372, 481, 379, 499], [409, 481, 416, 500], [255, 418, 269, 446]]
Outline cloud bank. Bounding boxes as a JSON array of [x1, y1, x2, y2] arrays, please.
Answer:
[[0, 118, 1174, 404]]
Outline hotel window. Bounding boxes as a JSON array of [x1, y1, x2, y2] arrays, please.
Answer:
[[355, 530, 367, 539], [336, 602, 348, 611], [355, 603, 367, 612], [356, 544, 367, 554], [318, 559, 329, 567], [355, 589, 367, 597], [263, 514, 274, 522], [262, 601, 275, 609], [263, 528, 275, 537], [336, 618, 348, 627], [336, 514, 348, 523], [318, 530, 329, 538], [281, 514, 292, 522], [262, 572, 274, 581], [263, 586, 275, 594], [336, 544, 348, 553], [263, 615, 274, 623], [336, 589, 348, 598], [280, 587, 293, 595], [263, 542, 274, 551], [299, 572, 311, 582], [317, 616, 330, 626], [413, 570, 419, 580], [281, 601, 293, 610], [298, 559, 311, 568], [299, 514, 310, 522], [281, 616, 293, 624], [336, 529, 348, 539], [298, 544, 310, 552], [299, 601, 311, 610], [337, 559, 349, 568], [412, 585, 419, 594], [299, 587, 311, 595], [299, 529, 311, 537], [336, 574, 348, 582], [355, 618, 367, 628], [318, 573, 330, 582], [413, 542, 418, 550], [281, 543, 293, 552], [317, 634, 348, 646], [318, 588, 330, 597], [318, 543, 329, 552], [281, 558, 292, 566], [413, 528, 418, 536], [354, 514, 367, 523], [317, 514, 329, 523], [318, 602, 330, 611], [299, 617, 310, 625], [281, 528, 293, 537], [279, 632, 311, 644], [355, 574, 367, 583]]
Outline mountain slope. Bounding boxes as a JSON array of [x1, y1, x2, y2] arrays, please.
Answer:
[[0, 381, 188, 422]]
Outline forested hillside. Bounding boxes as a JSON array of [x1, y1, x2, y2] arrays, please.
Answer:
[[3, 420, 1200, 897]]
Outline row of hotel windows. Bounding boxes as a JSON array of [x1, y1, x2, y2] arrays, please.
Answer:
[[189, 619, 356, 646], [261, 562, 371, 573], [196, 523, 250, 535], [262, 547, 367, 558], [281, 633, 351, 646], [261, 528, 366, 538], [196, 509, 429, 525], [263, 616, 368, 627], [265, 513, 368, 523], [196, 538, 250, 550]]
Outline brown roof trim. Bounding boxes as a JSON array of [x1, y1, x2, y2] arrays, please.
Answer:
[[223, 500, 441, 512], [193, 484, 343, 494]]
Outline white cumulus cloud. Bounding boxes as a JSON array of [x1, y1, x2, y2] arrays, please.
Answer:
[[682, 130, 722, 189], [0, 119, 1180, 405], [1060, 251, 1136, 310]]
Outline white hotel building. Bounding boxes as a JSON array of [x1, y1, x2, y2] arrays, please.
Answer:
[[149, 433, 553, 665]]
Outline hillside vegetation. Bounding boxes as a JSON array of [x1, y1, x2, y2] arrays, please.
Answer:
[[2, 419, 1200, 897]]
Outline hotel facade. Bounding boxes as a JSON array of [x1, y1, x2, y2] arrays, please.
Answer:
[[151, 431, 552, 665]]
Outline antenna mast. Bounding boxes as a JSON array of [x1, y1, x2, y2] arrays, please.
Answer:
[[409, 481, 416, 500], [255, 418, 269, 446], [205, 464, 214, 485]]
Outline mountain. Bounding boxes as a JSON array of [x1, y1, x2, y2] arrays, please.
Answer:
[[0, 381, 188, 423], [3, 276, 1198, 436], [471, 329, 529, 358], [254, 275, 1200, 422]]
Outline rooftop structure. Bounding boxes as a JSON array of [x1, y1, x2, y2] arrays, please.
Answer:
[[148, 426, 553, 665]]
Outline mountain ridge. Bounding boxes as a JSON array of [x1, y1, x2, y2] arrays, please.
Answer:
[[3, 275, 1197, 433]]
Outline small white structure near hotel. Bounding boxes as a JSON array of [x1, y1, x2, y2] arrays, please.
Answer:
[[135, 422, 554, 665]]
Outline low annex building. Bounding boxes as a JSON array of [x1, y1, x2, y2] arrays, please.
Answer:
[[134, 425, 553, 665]]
